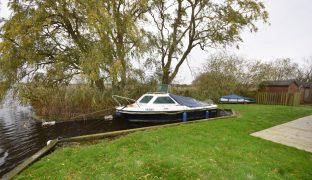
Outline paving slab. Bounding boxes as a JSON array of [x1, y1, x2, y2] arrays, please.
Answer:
[[251, 115, 312, 153]]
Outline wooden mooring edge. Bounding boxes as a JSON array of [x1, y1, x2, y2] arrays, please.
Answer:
[[2, 140, 58, 180], [60, 110, 237, 142]]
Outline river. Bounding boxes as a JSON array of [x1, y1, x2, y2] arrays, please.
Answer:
[[0, 97, 231, 177], [0, 98, 146, 177]]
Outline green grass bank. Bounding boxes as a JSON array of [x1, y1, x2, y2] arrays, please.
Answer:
[[16, 105, 312, 179]]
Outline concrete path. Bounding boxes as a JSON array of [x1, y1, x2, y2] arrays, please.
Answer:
[[251, 115, 312, 153]]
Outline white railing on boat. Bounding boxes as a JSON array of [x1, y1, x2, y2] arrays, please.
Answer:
[[112, 95, 140, 107]]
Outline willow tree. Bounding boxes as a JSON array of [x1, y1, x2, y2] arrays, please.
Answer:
[[0, 0, 148, 96], [0, 0, 90, 90], [148, 0, 268, 84], [83, 0, 149, 89]]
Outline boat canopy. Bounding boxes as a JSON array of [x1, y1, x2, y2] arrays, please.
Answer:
[[219, 93, 255, 103], [169, 93, 209, 107]]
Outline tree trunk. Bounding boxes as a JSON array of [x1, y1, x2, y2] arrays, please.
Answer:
[[161, 69, 171, 85], [120, 57, 127, 88], [95, 78, 105, 90]]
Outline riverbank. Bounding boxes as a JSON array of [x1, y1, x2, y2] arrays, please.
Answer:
[[16, 105, 312, 179], [20, 85, 116, 122], [19, 83, 156, 122]]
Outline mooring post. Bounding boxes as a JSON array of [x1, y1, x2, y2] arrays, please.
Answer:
[[205, 110, 209, 119], [182, 112, 187, 122]]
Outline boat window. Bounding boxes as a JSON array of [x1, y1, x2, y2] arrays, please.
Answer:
[[153, 97, 175, 104], [139, 95, 153, 103]]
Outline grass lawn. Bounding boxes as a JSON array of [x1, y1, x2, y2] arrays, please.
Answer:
[[16, 105, 312, 179]]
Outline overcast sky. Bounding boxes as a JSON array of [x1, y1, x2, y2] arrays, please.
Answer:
[[174, 0, 312, 84], [1, 0, 312, 84]]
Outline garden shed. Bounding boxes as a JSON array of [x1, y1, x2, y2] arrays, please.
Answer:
[[257, 79, 302, 106], [259, 79, 300, 93], [301, 82, 312, 103]]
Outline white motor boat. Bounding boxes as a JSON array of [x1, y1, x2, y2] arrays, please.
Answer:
[[114, 92, 218, 122]]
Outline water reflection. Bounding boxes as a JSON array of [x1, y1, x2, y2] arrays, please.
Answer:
[[0, 99, 126, 177], [0, 100, 43, 176]]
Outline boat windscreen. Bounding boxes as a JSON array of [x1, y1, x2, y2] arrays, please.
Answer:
[[153, 96, 175, 104], [139, 95, 153, 103], [169, 94, 209, 107]]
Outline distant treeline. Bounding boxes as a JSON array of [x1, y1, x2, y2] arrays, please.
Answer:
[[187, 53, 312, 102]]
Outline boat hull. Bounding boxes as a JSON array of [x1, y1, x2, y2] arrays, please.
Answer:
[[115, 109, 218, 122]]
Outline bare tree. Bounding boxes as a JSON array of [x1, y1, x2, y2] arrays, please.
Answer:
[[148, 0, 268, 84], [297, 56, 312, 82]]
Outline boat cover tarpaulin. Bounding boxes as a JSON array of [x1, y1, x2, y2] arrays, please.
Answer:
[[221, 94, 247, 99], [169, 94, 209, 107], [220, 93, 254, 103]]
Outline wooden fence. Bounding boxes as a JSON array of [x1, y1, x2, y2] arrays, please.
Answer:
[[256, 92, 301, 106]]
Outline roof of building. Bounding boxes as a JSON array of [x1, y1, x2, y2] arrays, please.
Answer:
[[261, 79, 299, 87]]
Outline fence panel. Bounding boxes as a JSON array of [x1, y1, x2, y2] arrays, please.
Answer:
[[256, 92, 301, 106]]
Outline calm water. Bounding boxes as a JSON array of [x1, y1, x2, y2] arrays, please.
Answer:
[[0, 99, 148, 177], [0, 98, 231, 177]]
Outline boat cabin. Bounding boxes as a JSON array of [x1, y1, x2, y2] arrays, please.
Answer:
[[137, 93, 178, 106]]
